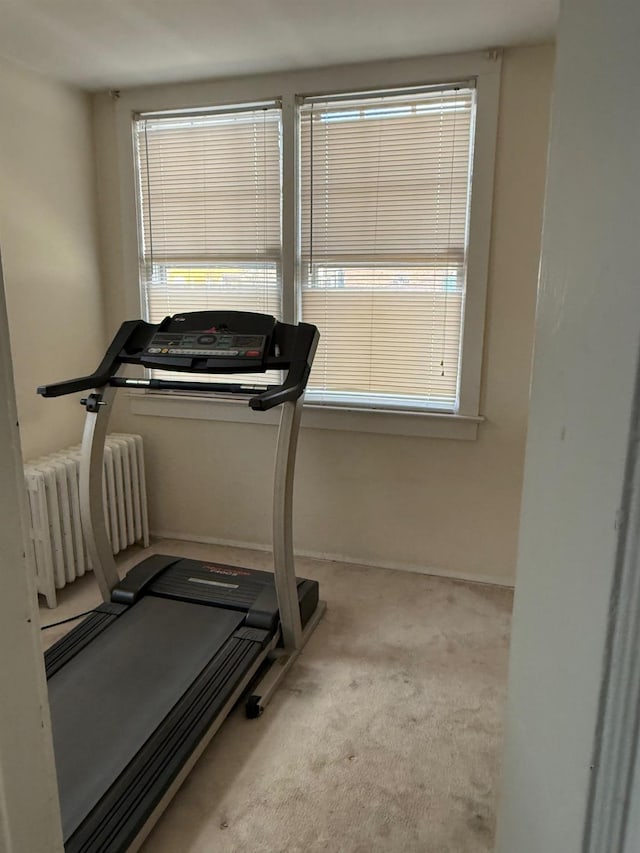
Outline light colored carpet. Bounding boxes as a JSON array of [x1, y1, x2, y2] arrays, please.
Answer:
[[40, 540, 512, 853]]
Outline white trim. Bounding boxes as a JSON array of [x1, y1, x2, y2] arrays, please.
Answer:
[[457, 55, 501, 416], [0, 253, 63, 850], [152, 529, 514, 589], [583, 367, 640, 852], [281, 92, 298, 324], [107, 48, 501, 423], [128, 391, 482, 439]]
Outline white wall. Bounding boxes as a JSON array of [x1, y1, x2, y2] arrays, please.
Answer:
[[96, 44, 554, 583], [496, 0, 640, 848], [0, 57, 105, 460], [0, 252, 62, 852], [624, 744, 640, 853]]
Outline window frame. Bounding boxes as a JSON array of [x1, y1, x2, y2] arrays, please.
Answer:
[[112, 50, 502, 439]]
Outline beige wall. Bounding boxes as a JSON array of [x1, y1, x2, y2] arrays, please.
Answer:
[[97, 44, 554, 584], [0, 58, 105, 460]]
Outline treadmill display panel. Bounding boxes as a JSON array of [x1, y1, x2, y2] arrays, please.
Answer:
[[144, 331, 266, 359]]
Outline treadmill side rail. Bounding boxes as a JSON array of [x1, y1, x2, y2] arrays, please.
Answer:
[[44, 603, 129, 679]]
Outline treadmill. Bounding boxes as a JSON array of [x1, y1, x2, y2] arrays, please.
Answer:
[[38, 310, 324, 852]]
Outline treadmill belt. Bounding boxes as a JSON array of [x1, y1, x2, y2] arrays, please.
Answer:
[[48, 596, 245, 841]]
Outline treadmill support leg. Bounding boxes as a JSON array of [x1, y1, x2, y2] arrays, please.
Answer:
[[273, 399, 304, 651], [79, 383, 120, 601]]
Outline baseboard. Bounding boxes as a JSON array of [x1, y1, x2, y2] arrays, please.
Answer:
[[151, 529, 515, 590]]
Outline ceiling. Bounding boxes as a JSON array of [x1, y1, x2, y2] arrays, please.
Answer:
[[0, 0, 558, 91]]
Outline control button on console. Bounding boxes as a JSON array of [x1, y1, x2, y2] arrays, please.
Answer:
[[197, 334, 217, 345], [246, 350, 261, 357]]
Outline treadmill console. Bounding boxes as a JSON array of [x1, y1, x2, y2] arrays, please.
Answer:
[[37, 309, 319, 410], [140, 311, 277, 372]]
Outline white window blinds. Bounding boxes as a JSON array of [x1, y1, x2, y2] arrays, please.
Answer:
[[300, 86, 475, 412], [133, 103, 282, 383]]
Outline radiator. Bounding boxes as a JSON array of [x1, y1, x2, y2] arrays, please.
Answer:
[[25, 433, 149, 608]]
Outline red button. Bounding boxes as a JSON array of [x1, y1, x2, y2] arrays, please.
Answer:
[[246, 350, 261, 357]]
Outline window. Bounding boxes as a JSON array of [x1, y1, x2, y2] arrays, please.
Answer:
[[128, 59, 498, 434], [133, 103, 282, 384], [300, 86, 475, 412]]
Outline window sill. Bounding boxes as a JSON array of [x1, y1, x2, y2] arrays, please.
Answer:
[[128, 391, 482, 439]]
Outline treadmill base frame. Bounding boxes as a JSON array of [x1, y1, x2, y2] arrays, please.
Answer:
[[246, 599, 327, 717]]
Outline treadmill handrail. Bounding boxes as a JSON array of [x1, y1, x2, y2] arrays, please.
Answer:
[[37, 320, 151, 398], [37, 315, 319, 411], [109, 377, 279, 395]]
